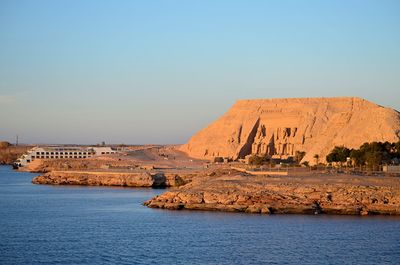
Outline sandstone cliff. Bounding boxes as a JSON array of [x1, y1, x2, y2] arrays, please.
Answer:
[[180, 97, 400, 164]]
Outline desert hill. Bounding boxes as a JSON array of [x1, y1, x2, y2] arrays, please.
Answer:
[[180, 97, 400, 164]]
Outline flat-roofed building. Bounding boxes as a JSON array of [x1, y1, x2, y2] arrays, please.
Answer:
[[15, 146, 117, 167]]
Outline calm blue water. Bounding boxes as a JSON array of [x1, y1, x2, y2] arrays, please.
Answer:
[[1, 166, 400, 265]]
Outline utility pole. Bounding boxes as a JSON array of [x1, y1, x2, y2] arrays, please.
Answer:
[[16, 135, 18, 146]]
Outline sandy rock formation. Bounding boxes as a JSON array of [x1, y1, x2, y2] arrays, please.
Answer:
[[144, 173, 400, 215], [32, 171, 190, 187], [180, 97, 400, 164]]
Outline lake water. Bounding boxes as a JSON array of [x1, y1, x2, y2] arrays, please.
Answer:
[[1, 165, 400, 264]]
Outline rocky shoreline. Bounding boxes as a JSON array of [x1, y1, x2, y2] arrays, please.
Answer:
[[32, 171, 193, 188], [25, 148, 400, 216], [31, 168, 400, 216], [144, 172, 400, 215]]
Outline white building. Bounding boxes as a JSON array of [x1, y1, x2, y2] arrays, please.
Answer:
[[15, 146, 117, 167]]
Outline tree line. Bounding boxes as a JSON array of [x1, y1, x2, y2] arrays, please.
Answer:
[[326, 141, 400, 167]]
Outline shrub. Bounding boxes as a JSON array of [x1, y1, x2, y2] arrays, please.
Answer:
[[248, 155, 267, 166]]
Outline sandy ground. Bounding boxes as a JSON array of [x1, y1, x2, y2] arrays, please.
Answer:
[[125, 145, 206, 169]]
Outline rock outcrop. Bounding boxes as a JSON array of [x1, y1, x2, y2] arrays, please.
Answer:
[[144, 172, 400, 215], [180, 97, 400, 164], [32, 171, 191, 187]]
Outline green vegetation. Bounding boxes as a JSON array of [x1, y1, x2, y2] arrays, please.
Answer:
[[248, 155, 268, 166], [326, 141, 400, 167], [326, 146, 351, 164]]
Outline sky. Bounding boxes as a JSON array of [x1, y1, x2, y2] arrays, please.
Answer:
[[0, 0, 399, 144]]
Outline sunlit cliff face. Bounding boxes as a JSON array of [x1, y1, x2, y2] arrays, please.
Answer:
[[180, 97, 400, 164]]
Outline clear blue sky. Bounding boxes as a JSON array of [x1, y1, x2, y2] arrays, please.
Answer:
[[1, 0, 399, 144]]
